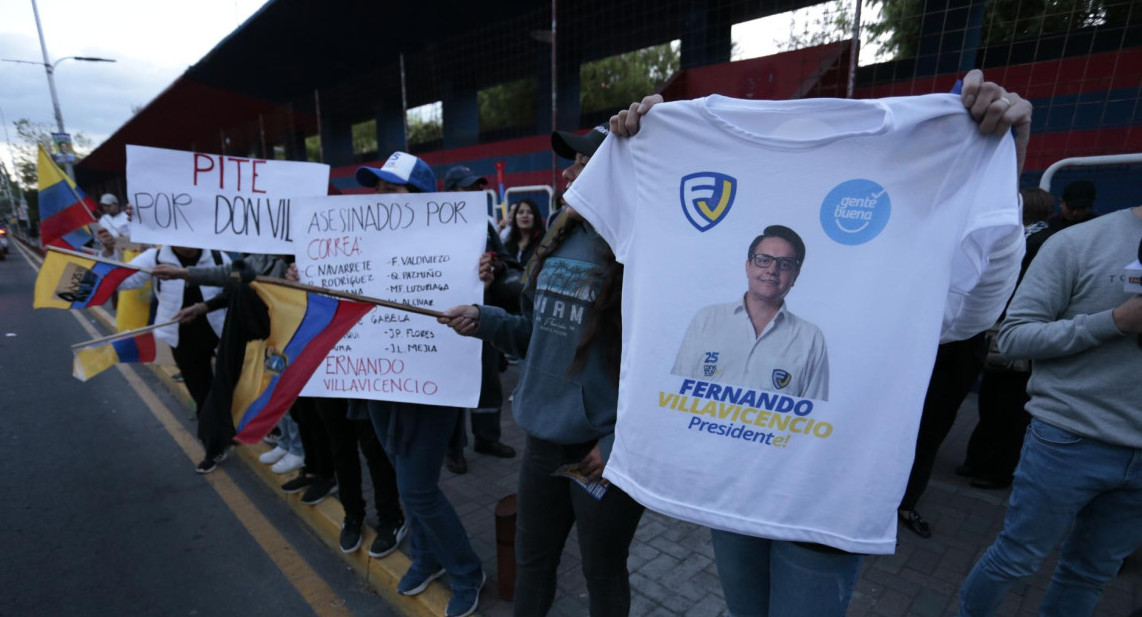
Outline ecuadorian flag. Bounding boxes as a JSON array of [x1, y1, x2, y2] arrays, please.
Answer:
[[72, 327, 170, 381], [231, 281, 372, 444], [37, 145, 96, 250], [34, 247, 140, 310]]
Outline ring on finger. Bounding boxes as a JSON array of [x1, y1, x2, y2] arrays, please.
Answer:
[[997, 96, 1012, 106]]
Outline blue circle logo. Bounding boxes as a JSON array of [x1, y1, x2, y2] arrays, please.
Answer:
[[819, 179, 891, 245]]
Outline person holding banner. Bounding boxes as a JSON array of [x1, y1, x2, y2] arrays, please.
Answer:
[[440, 124, 647, 617], [118, 246, 229, 419], [588, 69, 1032, 617], [355, 152, 486, 617]]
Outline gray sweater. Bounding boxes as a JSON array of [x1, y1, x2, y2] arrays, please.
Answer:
[[998, 207, 1142, 448], [474, 222, 620, 462]]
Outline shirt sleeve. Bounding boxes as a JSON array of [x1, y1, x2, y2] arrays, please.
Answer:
[[997, 232, 1125, 360], [118, 248, 158, 291], [562, 133, 641, 262], [939, 132, 1024, 343]]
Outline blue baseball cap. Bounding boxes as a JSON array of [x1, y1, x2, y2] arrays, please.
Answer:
[[356, 151, 436, 193]]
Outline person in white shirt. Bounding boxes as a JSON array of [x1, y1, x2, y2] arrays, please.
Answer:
[[672, 225, 829, 400]]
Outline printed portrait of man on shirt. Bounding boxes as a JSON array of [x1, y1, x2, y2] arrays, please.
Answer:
[[671, 225, 830, 401]]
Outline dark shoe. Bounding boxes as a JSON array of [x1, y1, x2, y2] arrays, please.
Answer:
[[474, 441, 516, 458], [970, 478, 1012, 490], [954, 464, 978, 478], [300, 477, 338, 505], [398, 564, 446, 596], [368, 518, 408, 558], [195, 449, 229, 475], [446, 451, 468, 475], [445, 570, 486, 617], [340, 515, 364, 553], [898, 509, 932, 538], [280, 474, 315, 494]]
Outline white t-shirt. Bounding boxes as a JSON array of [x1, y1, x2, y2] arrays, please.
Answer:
[[564, 93, 1022, 554]]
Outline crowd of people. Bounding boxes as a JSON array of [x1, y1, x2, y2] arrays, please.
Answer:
[[86, 67, 1141, 617]]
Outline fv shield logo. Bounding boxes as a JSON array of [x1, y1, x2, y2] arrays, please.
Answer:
[[819, 179, 891, 245], [772, 369, 791, 390], [680, 172, 737, 232]]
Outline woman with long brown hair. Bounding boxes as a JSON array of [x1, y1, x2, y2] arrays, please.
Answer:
[[440, 125, 644, 617]]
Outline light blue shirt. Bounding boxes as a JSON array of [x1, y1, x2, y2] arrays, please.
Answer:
[[671, 296, 830, 400]]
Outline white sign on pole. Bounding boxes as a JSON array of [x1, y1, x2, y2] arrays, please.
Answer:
[[126, 145, 330, 253], [292, 192, 485, 407]]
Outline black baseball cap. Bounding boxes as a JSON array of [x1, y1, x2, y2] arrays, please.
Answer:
[[443, 165, 488, 191], [551, 124, 610, 159]]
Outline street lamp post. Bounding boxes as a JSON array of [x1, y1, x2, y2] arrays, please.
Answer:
[[0, 0, 116, 178]]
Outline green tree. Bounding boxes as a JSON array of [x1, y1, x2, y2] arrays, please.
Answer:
[[11, 118, 93, 190], [580, 42, 680, 112], [478, 79, 538, 131], [352, 120, 378, 157], [867, 0, 1130, 60], [407, 116, 442, 147], [778, 0, 856, 51]]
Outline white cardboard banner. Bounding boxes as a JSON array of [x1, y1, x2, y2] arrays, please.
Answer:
[[292, 193, 485, 407], [126, 145, 330, 253]]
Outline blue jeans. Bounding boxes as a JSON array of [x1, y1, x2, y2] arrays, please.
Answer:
[[709, 531, 862, 617], [367, 404, 483, 590], [276, 415, 304, 457], [957, 418, 1142, 617]]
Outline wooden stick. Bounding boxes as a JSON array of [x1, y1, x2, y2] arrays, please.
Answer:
[[254, 276, 444, 319], [71, 320, 178, 350], [46, 245, 151, 273]]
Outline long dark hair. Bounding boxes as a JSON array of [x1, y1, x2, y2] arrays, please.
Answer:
[[526, 211, 623, 383], [506, 199, 545, 248]]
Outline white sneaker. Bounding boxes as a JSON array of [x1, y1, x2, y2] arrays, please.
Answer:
[[258, 446, 288, 465], [271, 452, 305, 474]]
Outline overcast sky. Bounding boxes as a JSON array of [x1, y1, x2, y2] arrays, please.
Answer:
[[0, 0, 269, 171]]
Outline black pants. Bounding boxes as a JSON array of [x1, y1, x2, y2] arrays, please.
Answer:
[[290, 397, 333, 479], [314, 397, 401, 523], [962, 369, 1031, 485], [513, 436, 645, 617], [449, 342, 503, 453], [899, 333, 987, 511], [170, 317, 218, 416]]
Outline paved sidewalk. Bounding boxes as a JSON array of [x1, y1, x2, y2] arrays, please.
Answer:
[[439, 365, 1142, 617]]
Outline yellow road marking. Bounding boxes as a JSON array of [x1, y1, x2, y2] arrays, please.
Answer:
[[20, 241, 352, 617]]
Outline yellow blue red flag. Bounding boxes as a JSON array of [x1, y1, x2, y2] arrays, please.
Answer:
[[72, 322, 174, 381], [37, 145, 96, 250], [34, 247, 141, 310], [231, 281, 373, 443]]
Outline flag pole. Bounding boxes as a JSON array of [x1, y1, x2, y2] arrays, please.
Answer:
[[70, 320, 178, 349], [254, 276, 444, 319], [45, 245, 150, 273]]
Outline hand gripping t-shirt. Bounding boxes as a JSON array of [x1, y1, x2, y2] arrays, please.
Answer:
[[564, 94, 1022, 554]]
